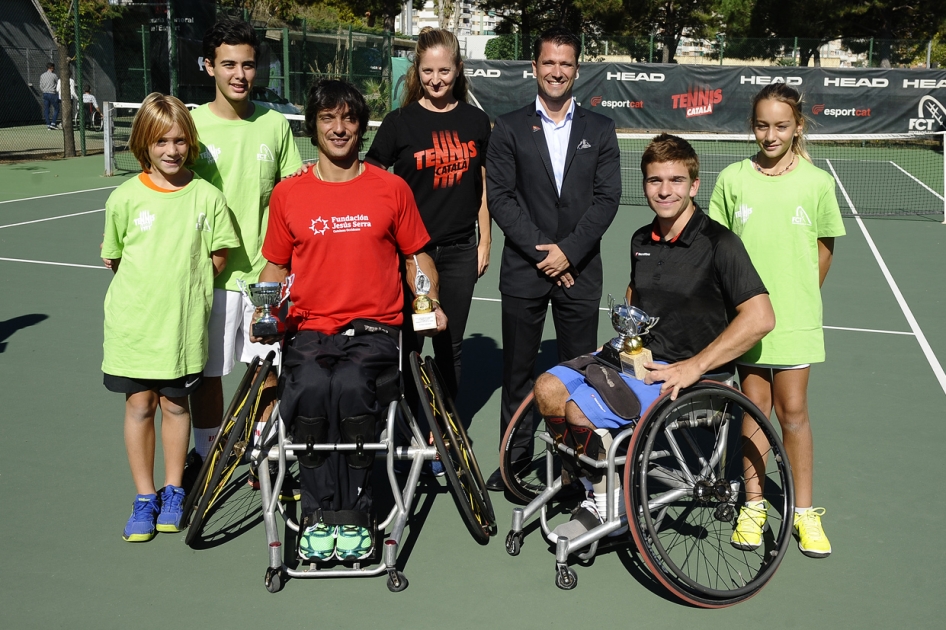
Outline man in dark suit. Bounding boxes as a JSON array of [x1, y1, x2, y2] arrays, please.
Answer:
[[485, 27, 621, 490]]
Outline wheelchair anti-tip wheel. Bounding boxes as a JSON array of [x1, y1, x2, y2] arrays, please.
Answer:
[[183, 353, 275, 547], [625, 381, 795, 607], [411, 353, 497, 543]]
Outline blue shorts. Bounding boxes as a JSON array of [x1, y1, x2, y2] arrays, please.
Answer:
[[547, 362, 665, 430]]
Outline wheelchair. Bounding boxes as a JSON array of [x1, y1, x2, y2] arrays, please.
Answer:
[[500, 378, 795, 607], [181, 349, 496, 593]]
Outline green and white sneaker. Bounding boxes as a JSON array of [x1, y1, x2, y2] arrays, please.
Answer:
[[299, 521, 336, 561], [335, 525, 373, 561]]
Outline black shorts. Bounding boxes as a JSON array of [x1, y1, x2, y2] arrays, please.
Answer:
[[103, 372, 203, 397]]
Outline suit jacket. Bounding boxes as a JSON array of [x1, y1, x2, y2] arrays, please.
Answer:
[[486, 101, 621, 300]]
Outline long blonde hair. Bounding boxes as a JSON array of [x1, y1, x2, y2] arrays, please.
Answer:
[[402, 27, 468, 107], [751, 83, 811, 163]]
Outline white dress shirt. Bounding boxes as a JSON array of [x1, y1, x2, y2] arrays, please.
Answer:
[[535, 96, 575, 196]]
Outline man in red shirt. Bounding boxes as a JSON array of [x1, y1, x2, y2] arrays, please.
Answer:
[[255, 80, 446, 562]]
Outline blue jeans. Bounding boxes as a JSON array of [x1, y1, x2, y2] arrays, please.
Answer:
[[42, 93, 59, 127]]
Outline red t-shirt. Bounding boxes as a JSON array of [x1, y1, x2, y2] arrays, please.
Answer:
[[263, 163, 430, 335]]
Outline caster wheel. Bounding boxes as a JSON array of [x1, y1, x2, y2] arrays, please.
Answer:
[[386, 570, 409, 593], [264, 567, 283, 593], [505, 531, 522, 556], [555, 566, 578, 590]]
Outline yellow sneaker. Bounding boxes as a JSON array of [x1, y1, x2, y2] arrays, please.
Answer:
[[731, 502, 767, 550], [794, 507, 832, 558]]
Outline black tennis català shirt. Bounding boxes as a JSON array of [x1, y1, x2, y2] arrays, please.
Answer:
[[630, 206, 767, 368]]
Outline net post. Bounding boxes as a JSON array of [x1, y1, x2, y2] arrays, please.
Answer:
[[103, 101, 113, 177], [942, 131, 946, 224]]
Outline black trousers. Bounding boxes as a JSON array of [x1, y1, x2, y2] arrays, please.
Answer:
[[279, 330, 399, 518], [401, 233, 479, 400], [500, 288, 599, 452]]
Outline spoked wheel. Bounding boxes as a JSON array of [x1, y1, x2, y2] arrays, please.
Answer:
[[184, 353, 276, 547], [411, 353, 496, 543], [499, 392, 566, 503], [625, 381, 794, 607]]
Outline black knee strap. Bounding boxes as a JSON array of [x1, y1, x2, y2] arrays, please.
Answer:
[[375, 366, 401, 406], [294, 416, 329, 469], [340, 414, 378, 469]]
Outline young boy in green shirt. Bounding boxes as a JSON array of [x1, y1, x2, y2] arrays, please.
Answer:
[[102, 93, 239, 542], [189, 19, 302, 468]]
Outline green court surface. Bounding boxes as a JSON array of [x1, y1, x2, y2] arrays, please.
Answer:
[[1, 155, 945, 629]]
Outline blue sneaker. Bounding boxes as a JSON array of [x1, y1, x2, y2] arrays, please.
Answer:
[[427, 459, 446, 477], [123, 494, 159, 542], [156, 486, 185, 533]]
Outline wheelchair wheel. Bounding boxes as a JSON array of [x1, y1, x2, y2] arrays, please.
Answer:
[[499, 393, 559, 503], [625, 381, 794, 607], [411, 353, 496, 543], [184, 354, 275, 547]]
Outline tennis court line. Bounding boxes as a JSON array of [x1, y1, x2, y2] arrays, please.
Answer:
[[0, 257, 106, 270], [827, 158, 946, 396], [888, 161, 945, 201], [0, 208, 104, 230], [0, 185, 118, 205]]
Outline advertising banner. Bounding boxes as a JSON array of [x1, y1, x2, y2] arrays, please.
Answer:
[[464, 61, 946, 135]]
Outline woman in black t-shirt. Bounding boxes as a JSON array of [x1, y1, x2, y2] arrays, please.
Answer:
[[367, 28, 491, 400]]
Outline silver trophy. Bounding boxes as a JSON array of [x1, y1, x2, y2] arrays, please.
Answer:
[[411, 256, 437, 331], [238, 275, 294, 337], [598, 294, 659, 374]]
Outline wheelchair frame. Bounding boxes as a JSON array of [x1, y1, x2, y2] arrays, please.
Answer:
[[502, 380, 795, 607], [182, 349, 496, 593]]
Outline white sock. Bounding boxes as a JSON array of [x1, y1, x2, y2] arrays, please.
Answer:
[[193, 428, 217, 459], [795, 506, 812, 515], [745, 500, 765, 509]]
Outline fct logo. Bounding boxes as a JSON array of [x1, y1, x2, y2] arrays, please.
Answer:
[[672, 86, 722, 118], [909, 95, 946, 131]]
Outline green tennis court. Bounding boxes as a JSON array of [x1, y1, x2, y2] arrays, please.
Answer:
[[1, 154, 944, 628]]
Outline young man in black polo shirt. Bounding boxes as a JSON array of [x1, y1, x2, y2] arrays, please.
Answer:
[[531, 133, 775, 533]]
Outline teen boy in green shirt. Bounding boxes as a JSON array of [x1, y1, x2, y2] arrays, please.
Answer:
[[189, 19, 303, 468]]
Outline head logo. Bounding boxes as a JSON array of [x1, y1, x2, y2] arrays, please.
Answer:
[[590, 96, 602, 107], [908, 95, 946, 131], [812, 104, 825, 115], [464, 68, 501, 78]]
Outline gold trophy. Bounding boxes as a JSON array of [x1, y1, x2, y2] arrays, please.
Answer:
[[411, 256, 437, 331], [598, 294, 659, 380]]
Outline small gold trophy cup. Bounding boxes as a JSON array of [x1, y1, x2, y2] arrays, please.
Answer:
[[598, 295, 659, 380], [411, 256, 437, 331]]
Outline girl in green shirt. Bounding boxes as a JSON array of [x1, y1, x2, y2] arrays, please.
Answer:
[[710, 84, 845, 560]]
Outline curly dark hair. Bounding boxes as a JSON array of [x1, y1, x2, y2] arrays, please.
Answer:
[[203, 18, 260, 65]]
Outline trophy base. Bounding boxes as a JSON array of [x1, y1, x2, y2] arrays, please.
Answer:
[[412, 312, 437, 331], [597, 344, 623, 371], [620, 348, 652, 381], [252, 319, 283, 338]]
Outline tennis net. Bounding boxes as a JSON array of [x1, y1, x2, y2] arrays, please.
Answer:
[[617, 132, 945, 218], [103, 102, 944, 219]]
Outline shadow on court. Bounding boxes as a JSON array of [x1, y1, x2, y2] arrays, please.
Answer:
[[0, 313, 48, 352]]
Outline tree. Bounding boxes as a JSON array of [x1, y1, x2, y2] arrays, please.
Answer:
[[34, 0, 122, 157], [837, 1, 946, 67], [620, 0, 721, 63], [484, 33, 518, 59], [477, 0, 584, 59]]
